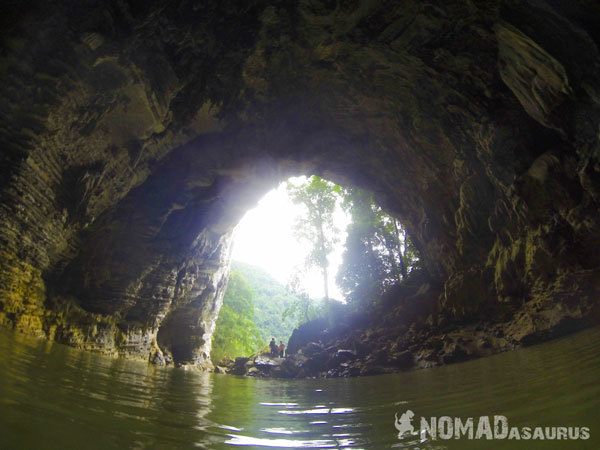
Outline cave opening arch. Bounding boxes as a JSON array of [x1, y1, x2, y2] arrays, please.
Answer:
[[119, 137, 434, 367]]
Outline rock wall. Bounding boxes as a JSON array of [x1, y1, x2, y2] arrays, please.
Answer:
[[0, 0, 599, 366]]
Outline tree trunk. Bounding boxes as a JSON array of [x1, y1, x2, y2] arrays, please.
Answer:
[[322, 265, 329, 301], [317, 212, 329, 301], [394, 219, 408, 278]]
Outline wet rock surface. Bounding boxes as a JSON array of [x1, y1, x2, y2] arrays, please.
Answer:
[[0, 1, 600, 369]]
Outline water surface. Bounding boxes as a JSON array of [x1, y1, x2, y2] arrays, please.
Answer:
[[1, 327, 599, 449]]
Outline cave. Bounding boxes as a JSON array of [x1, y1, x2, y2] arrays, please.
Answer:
[[1, 0, 600, 375]]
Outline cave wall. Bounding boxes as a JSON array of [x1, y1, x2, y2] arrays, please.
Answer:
[[1, 0, 599, 366]]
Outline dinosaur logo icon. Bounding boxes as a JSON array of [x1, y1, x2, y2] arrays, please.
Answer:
[[394, 409, 416, 438]]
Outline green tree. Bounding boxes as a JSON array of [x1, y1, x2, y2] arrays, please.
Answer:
[[336, 187, 419, 307], [211, 270, 263, 362], [287, 176, 340, 301]]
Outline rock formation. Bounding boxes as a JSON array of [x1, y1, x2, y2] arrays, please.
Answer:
[[1, 0, 599, 369]]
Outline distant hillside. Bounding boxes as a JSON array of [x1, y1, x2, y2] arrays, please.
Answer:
[[231, 261, 299, 343]]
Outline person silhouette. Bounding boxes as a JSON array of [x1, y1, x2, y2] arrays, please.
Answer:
[[269, 338, 277, 356]]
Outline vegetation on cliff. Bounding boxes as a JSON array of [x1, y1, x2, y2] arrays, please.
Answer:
[[211, 262, 300, 362], [337, 187, 420, 308], [211, 270, 262, 363], [232, 261, 300, 341]]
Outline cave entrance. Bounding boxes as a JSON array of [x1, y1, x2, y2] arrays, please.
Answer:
[[210, 175, 419, 364], [232, 176, 349, 301]]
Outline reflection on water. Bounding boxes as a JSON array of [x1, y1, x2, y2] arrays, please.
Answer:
[[1, 326, 599, 449]]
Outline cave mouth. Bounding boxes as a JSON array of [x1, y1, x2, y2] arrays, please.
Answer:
[[208, 174, 421, 365]]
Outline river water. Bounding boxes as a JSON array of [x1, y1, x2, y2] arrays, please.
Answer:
[[1, 327, 599, 449]]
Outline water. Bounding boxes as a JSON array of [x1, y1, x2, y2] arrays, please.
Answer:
[[1, 327, 599, 449]]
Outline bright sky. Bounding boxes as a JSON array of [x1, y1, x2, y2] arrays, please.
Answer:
[[231, 177, 350, 301]]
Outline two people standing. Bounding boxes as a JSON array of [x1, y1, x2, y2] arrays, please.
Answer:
[[269, 337, 285, 358]]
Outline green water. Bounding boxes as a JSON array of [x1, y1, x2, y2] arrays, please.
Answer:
[[1, 327, 599, 449]]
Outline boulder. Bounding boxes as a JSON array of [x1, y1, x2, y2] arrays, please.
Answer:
[[335, 349, 357, 362], [302, 342, 324, 356], [388, 350, 414, 369]]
